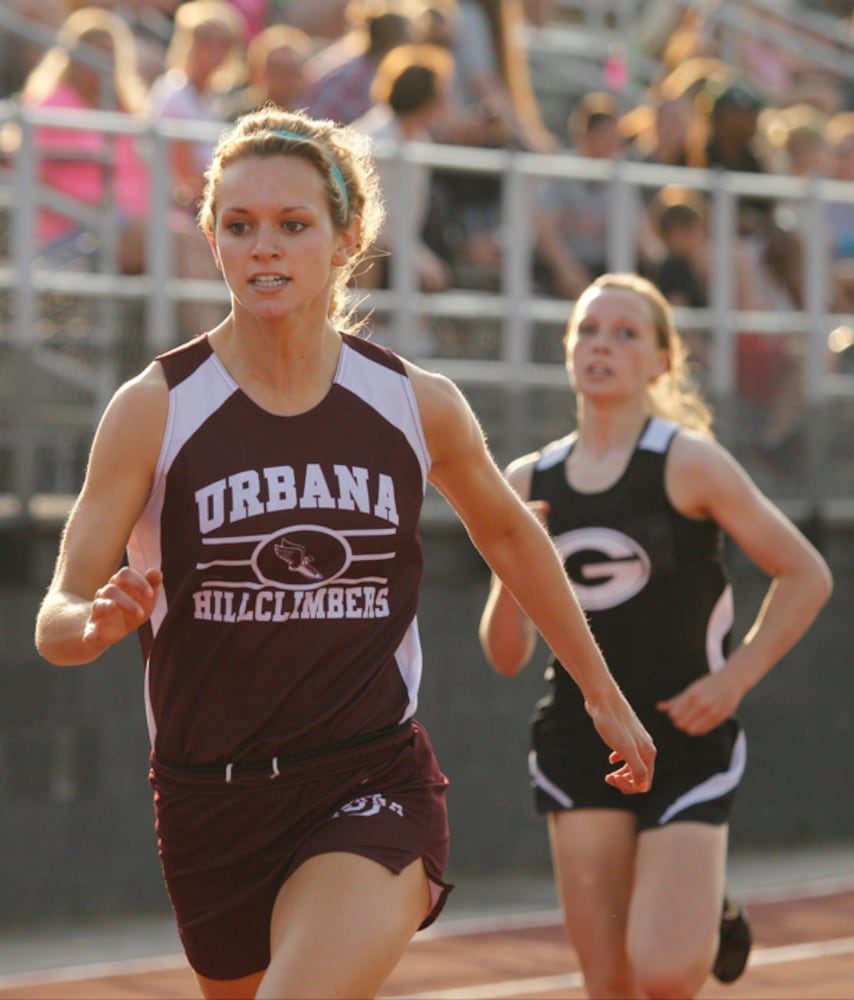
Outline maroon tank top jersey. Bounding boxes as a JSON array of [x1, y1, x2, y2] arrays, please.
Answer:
[[127, 333, 430, 766]]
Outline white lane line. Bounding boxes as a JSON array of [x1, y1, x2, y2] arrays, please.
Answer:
[[418, 873, 854, 940], [2, 879, 854, 994], [0, 954, 188, 991], [394, 970, 584, 999], [748, 935, 854, 967], [742, 875, 854, 904], [393, 936, 854, 1000]]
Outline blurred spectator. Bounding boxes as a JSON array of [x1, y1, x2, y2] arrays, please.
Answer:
[[302, 3, 415, 124], [697, 85, 815, 468], [786, 66, 846, 118], [18, 5, 150, 272], [655, 55, 729, 107], [650, 186, 771, 315], [648, 190, 717, 373], [424, 0, 557, 287], [729, 9, 808, 108], [533, 92, 658, 300], [127, 3, 181, 87], [624, 94, 693, 168], [445, 0, 555, 153], [1, 0, 67, 100], [621, 90, 696, 254], [651, 193, 708, 311], [268, 0, 349, 38], [351, 42, 455, 293], [220, 23, 312, 119], [17, 3, 226, 338], [226, 0, 267, 40], [779, 107, 832, 179], [418, 1, 453, 48], [693, 77, 768, 174], [658, 3, 719, 74], [762, 101, 831, 234], [73, 1, 183, 87], [732, 5, 846, 115], [649, 184, 807, 469], [148, 0, 246, 213], [520, 0, 553, 28], [696, 81, 818, 321], [633, 0, 691, 64], [825, 111, 854, 312]]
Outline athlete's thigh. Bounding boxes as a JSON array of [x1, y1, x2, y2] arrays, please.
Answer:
[[628, 821, 727, 981], [549, 810, 638, 970], [257, 852, 430, 999]]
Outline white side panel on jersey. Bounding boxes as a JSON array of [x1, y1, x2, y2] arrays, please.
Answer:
[[143, 662, 156, 749], [395, 615, 422, 722], [128, 355, 237, 641], [639, 416, 678, 453], [337, 345, 431, 488], [706, 583, 734, 673], [129, 356, 237, 750], [535, 433, 574, 471]]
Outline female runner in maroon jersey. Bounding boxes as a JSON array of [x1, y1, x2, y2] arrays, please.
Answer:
[[479, 273, 832, 998], [35, 109, 654, 1000]]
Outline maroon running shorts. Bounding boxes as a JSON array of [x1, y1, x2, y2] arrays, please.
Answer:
[[148, 721, 452, 980]]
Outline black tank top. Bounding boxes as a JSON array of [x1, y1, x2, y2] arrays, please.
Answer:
[[530, 417, 732, 706]]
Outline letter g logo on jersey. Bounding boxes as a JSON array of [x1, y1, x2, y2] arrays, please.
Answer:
[[554, 527, 651, 611]]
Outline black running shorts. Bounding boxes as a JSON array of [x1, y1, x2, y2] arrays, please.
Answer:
[[530, 694, 745, 829]]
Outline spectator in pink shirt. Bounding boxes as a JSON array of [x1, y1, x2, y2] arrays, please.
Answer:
[[148, 0, 247, 214], [302, 5, 415, 124], [19, 5, 151, 272], [19, 5, 227, 340]]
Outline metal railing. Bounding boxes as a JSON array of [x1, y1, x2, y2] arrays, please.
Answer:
[[1, 105, 853, 520], [703, 0, 854, 81]]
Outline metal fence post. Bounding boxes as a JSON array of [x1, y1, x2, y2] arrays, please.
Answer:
[[708, 170, 737, 399], [801, 176, 832, 528], [10, 113, 38, 519], [607, 159, 634, 274], [145, 126, 176, 353], [501, 153, 533, 385], [387, 146, 418, 356], [502, 152, 534, 459]]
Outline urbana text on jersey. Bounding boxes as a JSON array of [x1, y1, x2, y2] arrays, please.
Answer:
[[195, 463, 400, 533]]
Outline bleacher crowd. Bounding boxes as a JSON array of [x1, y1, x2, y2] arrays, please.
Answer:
[[2, 0, 854, 468]]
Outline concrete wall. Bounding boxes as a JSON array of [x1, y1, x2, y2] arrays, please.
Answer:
[[1, 510, 853, 927]]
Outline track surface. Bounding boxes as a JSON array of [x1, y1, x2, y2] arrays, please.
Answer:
[[1, 884, 852, 998]]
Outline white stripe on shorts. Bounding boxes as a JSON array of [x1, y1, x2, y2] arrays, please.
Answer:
[[528, 750, 575, 809], [657, 728, 747, 825]]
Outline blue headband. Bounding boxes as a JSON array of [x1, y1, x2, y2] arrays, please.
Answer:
[[270, 130, 349, 213]]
